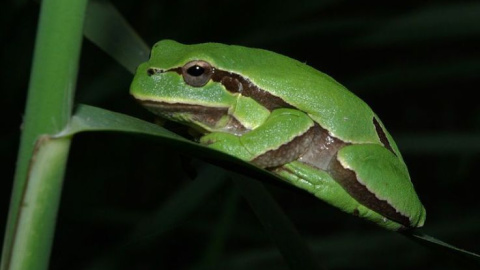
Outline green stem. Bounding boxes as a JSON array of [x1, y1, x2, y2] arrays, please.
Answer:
[[1, 0, 87, 269], [9, 137, 71, 270]]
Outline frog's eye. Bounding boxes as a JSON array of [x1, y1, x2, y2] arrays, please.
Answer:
[[182, 60, 213, 87]]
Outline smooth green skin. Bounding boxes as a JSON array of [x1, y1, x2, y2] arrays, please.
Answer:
[[130, 40, 426, 230]]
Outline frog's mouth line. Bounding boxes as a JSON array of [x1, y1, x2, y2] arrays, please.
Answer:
[[138, 99, 227, 113], [137, 99, 248, 135]]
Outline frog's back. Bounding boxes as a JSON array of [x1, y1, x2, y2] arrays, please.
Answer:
[[153, 40, 385, 146], [215, 42, 382, 145]]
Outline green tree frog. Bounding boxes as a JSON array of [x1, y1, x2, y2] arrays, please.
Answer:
[[130, 40, 426, 230]]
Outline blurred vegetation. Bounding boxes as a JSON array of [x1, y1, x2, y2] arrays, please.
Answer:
[[1, 0, 480, 269]]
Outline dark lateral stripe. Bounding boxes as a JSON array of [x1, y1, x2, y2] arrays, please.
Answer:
[[373, 117, 396, 155], [169, 67, 292, 111], [328, 156, 411, 227]]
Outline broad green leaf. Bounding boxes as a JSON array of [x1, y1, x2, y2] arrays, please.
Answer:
[[61, 104, 322, 269]]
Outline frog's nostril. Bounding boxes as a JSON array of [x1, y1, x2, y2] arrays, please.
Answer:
[[147, 68, 163, 76]]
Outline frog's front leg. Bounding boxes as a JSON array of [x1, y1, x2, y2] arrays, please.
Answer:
[[200, 108, 315, 168]]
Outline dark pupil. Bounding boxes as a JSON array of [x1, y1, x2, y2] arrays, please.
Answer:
[[187, 65, 205, 77]]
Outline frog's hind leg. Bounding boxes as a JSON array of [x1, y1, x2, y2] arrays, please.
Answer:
[[328, 144, 426, 228], [272, 160, 403, 230]]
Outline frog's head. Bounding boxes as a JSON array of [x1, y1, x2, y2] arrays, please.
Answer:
[[130, 40, 245, 134]]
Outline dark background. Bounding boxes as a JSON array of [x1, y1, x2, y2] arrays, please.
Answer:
[[1, 0, 480, 269]]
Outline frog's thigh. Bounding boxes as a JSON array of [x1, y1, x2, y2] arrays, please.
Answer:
[[331, 144, 425, 227]]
